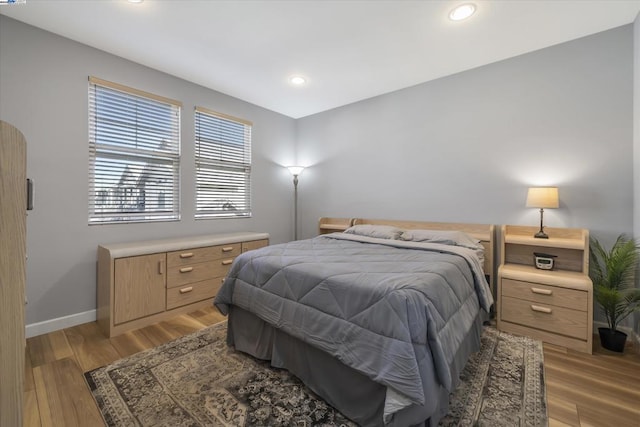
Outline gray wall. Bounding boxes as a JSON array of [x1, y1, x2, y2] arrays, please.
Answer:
[[297, 26, 633, 246], [296, 25, 634, 332], [0, 16, 297, 326], [0, 16, 636, 332]]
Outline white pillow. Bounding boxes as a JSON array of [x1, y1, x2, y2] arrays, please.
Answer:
[[344, 224, 403, 240]]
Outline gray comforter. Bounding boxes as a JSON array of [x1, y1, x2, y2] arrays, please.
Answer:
[[214, 233, 493, 419]]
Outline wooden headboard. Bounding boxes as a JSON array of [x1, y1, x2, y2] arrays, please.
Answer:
[[345, 218, 496, 288]]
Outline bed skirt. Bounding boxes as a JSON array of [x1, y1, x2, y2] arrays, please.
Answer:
[[226, 306, 485, 427]]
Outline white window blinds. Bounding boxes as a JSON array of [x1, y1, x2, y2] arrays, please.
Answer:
[[194, 107, 252, 219], [88, 77, 181, 224]]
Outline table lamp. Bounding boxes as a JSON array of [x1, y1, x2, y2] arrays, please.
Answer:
[[526, 187, 559, 239]]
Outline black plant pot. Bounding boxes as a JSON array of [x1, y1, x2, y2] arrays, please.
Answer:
[[598, 327, 627, 353]]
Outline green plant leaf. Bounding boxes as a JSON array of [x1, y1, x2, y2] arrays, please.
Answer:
[[589, 234, 640, 332]]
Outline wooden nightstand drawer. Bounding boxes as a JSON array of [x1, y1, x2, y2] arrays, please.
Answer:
[[166, 278, 224, 310], [501, 278, 588, 311], [501, 295, 587, 340]]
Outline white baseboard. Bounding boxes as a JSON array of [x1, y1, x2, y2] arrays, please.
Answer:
[[593, 321, 640, 353], [26, 309, 97, 338]]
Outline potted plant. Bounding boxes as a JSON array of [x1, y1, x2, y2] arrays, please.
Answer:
[[589, 234, 640, 352]]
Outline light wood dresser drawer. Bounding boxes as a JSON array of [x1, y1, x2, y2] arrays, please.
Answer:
[[167, 258, 235, 288], [242, 239, 269, 253], [167, 243, 241, 267], [167, 246, 216, 267], [501, 278, 588, 311], [212, 243, 241, 259], [501, 295, 587, 340], [166, 278, 223, 310]]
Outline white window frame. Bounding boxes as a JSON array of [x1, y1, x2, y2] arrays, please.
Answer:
[[88, 77, 181, 224], [194, 107, 252, 219]]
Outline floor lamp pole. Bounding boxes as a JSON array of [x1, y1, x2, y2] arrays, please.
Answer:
[[287, 166, 304, 241], [293, 174, 299, 240]]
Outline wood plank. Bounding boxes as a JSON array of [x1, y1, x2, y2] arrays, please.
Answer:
[[159, 313, 210, 336], [548, 419, 575, 427], [546, 346, 640, 379], [543, 342, 569, 354], [577, 402, 640, 427], [187, 308, 226, 326], [23, 389, 41, 427], [546, 381, 640, 421], [545, 353, 640, 391], [545, 396, 579, 427], [544, 337, 640, 427], [65, 322, 121, 372], [32, 358, 103, 427], [28, 330, 74, 367], [138, 322, 183, 347], [109, 328, 156, 359]]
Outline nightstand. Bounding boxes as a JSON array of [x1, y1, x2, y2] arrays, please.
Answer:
[[497, 225, 593, 354]]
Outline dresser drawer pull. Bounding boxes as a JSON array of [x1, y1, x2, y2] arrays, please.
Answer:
[[180, 252, 194, 259], [221, 277, 226, 283], [531, 305, 552, 314], [531, 287, 552, 295], [222, 246, 234, 252], [179, 267, 194, 273], [179, 286, 193, 294], [222, 259, 233, 265]]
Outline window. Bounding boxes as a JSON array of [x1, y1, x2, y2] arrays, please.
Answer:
[[194, 107, 252, 219], [88, 77, 181, 224]]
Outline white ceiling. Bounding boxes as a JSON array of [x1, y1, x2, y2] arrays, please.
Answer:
[[2, 0, 640, 118]]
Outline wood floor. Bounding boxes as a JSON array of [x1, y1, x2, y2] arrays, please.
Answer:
[[24, 307, 640, 427]]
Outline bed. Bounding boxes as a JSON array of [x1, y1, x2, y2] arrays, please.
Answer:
[[214, 218, 495, 426]]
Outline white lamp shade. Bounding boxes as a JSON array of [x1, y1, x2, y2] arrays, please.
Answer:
[[526, 187, 559, 209], [287, 166, 304, 176]]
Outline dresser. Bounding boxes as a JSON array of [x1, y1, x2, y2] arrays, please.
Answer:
[[0, 121, 27, 426], [497, 225, 593, 353], [98, 232, 269, 337]]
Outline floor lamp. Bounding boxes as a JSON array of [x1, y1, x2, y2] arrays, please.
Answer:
[[287, 166, 304, 240]]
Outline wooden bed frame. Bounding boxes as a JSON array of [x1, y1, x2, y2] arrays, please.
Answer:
[[319, 217, 496, 291]]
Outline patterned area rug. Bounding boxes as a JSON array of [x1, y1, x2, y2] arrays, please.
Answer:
[[85, 322, 547, 426]]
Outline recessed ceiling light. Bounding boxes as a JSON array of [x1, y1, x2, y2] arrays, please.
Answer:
[[289, 76, 307, 86], [127, 0, 144, 3], [449, 3, 476, 21]]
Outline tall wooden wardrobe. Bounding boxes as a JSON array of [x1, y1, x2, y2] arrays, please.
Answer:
[[0, 120, 27, 426]]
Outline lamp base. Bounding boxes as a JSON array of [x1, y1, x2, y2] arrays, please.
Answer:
[[534, 230, 549, 239]]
